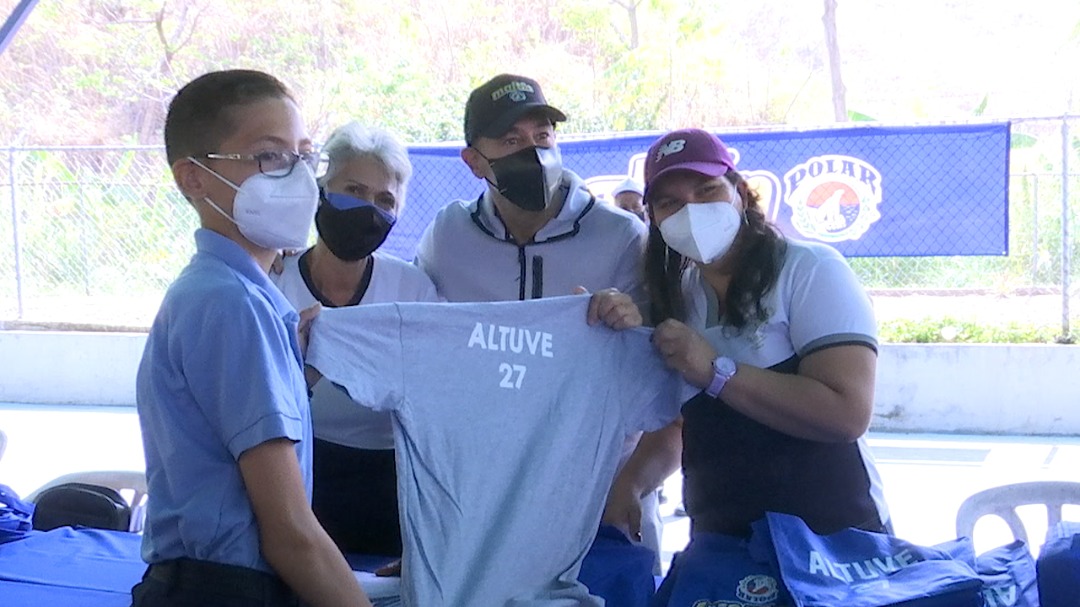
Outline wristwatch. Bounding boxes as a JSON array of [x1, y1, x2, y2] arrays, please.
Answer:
[[705, 356, 737, 398]]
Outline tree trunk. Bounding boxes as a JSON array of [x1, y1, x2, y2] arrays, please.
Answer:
[[611, 0, 640, 50], [823, 0, 847, 121]]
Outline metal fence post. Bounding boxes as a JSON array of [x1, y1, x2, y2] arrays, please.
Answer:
[[7, 148, 23, 319], [1018, 172, 1042, 285], [78, 182, 90, 296], [1061, 115, 1072, 340]]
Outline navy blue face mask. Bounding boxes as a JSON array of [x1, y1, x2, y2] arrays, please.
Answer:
[[315, 190, 396, 261]]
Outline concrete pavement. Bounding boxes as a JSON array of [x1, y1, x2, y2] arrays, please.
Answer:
[[2, 404, 1077, 571]]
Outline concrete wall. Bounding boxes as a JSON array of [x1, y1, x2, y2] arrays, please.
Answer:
[[873, 344, 1080, 435], [2, 331, 1078, 435], [1, 331, 147, 406]]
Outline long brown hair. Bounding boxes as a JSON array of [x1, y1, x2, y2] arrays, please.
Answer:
[[645, 169, 787, 326]]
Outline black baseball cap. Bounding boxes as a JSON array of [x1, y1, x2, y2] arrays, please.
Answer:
[[464, 74, 567, 144]]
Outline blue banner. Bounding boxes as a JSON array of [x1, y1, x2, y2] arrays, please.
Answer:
[[384, 123, 1010, 260]]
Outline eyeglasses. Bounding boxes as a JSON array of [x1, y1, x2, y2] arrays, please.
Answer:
[[200, 150, 330, 179]]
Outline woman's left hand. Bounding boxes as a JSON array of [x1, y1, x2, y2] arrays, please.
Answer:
[[575, 287, 642, 330], [652, 319, 718, 389]]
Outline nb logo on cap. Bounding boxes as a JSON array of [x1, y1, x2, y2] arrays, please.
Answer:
[[655, 139, 686, 161]]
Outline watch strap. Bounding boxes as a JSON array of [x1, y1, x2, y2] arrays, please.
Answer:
[[705, 356, 736, 398]]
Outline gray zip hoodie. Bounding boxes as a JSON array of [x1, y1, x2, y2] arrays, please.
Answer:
[[416, 169, 647, 306]]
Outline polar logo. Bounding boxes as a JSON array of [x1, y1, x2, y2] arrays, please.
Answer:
[[655, 139, 686, 161], [736, 574, 780, 604], [783, 154, 883, 243]]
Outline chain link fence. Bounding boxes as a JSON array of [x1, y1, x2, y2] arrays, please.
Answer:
[[846, 117, 1078, 341], [2, 118, 1079, 339], [0, 147, 197, 328]]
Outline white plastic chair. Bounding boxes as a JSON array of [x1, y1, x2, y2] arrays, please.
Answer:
[[27, 470, 148, 533], [955, 481, 1080, 547]]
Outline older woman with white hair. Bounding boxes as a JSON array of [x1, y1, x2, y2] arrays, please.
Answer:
[[272, 122, 438, 557]]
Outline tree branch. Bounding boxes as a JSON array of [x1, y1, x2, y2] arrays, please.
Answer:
[[822, 0, 847, 121], [609, 0, 642, 50], [783, 68, 818, 122]]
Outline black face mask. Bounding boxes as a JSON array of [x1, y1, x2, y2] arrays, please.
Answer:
[[315, 190, 396, 262], [483, 146, 562, 212]]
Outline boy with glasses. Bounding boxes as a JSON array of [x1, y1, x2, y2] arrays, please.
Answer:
[[132, 69, 371, 607]]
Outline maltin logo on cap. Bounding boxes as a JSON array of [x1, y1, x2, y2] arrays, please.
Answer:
[[491, 81, 535, 102], [783, 154, 882, 242]]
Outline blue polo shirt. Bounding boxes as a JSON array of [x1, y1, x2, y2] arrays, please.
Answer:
[[136, 228, 312, 573]]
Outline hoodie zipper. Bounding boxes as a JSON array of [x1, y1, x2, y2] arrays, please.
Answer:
[[517, 245, 527, 300], [468, 191, 596, 301], [531, 256, 543, 299]]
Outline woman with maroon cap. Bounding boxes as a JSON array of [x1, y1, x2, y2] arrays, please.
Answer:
[[607, 128, 890, 544]]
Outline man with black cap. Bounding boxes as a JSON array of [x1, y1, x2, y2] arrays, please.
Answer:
[[416, 73, 647, 304], [415, 73, 673, 573]]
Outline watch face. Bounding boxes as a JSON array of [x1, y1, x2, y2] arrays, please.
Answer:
[[716, 356, 737, 377]]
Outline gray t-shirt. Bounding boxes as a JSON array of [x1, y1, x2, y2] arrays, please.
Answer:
[[307, 295, 691, 606], [272, 250, 439, 449]]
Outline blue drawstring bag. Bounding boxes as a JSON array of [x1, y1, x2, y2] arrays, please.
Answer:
[[760, 512, 984, 607], [1037, 521, 1080, 607], [579, 524, 657, 607], [973, 540, 1039, 607], [935, 536, 1039, 607], [0, 483, 35, 544], [653, 532, 792, 607]]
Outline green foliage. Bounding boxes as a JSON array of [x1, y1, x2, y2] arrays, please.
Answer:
[[0, 0, 852, 145], [1011, 133, 1038, 149], [880, 317, 1069, 344], [13, 149, 197, 297], [973, 95, 989, 116]]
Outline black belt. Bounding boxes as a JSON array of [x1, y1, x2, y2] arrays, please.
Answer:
[[146, 558, 298, 605]]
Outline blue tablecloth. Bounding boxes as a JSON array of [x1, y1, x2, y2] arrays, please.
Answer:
[[0, 525, 655, 606], [0, 578, 130, 607]]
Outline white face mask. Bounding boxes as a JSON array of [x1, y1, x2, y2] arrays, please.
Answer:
[[190, 157, 318, 251], [659, 197, 743, 264]]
